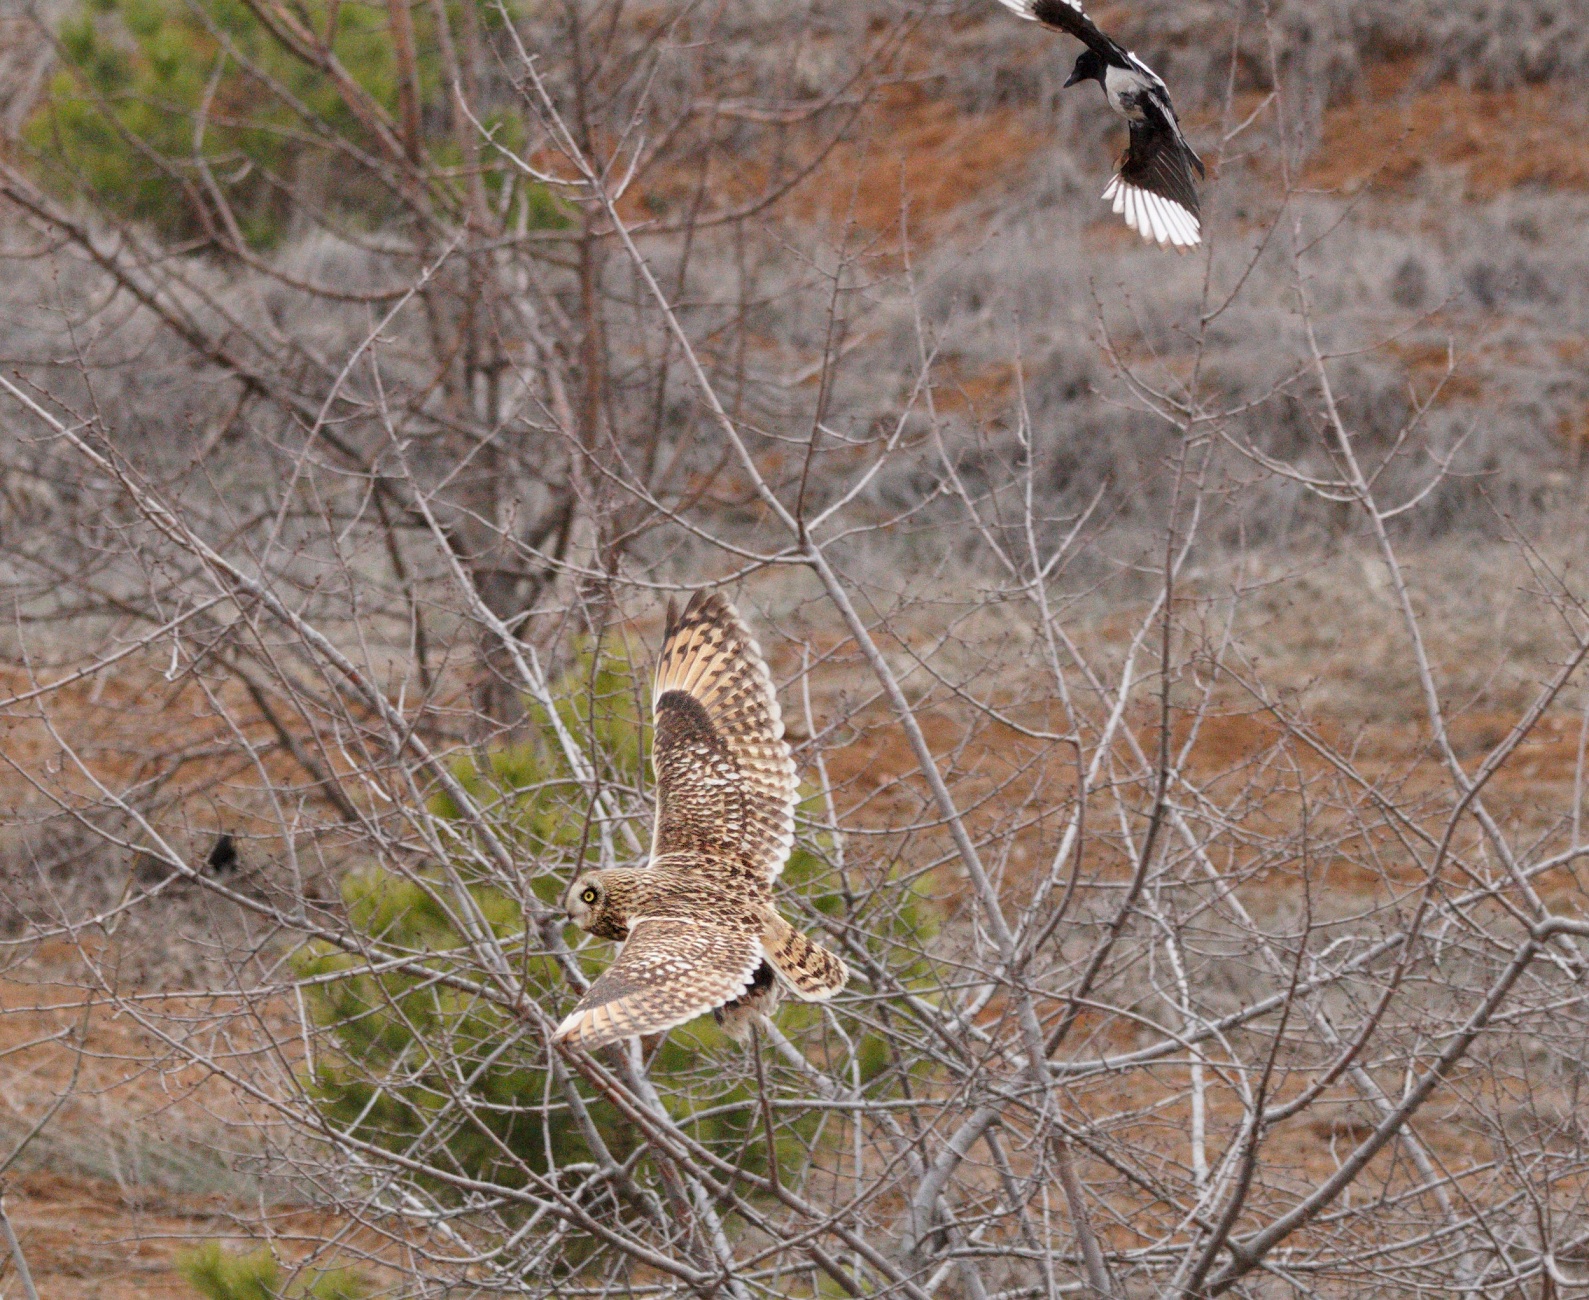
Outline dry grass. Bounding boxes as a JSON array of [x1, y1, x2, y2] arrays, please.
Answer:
[[791, 85, 1043, 242], [6, 0, 1589, 1286], [0, 968, 284, 1295]]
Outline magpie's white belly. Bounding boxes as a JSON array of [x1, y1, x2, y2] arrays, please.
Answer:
[[1103, 65, 1151, 120]]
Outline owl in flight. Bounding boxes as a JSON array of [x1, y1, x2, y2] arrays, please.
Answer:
[[552, 592, 849, 1050]]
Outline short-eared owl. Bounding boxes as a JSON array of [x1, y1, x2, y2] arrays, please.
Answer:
[[552, 592, 848, 1050]]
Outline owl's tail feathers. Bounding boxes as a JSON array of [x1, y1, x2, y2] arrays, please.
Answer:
[[761, 910, 848, 1002]]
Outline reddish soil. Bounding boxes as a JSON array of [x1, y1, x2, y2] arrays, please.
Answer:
[[1308, 62, 1589, 198], [2, 1169, 229, 1299]]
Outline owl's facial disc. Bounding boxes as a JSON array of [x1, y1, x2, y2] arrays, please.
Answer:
[[563, 875, 602, 930]]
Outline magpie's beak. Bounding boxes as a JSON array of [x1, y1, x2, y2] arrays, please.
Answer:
[[1063, 68, 1086, 89]]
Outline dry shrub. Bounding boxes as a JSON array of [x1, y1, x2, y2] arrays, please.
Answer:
[[2, 1, 1589, 1297]]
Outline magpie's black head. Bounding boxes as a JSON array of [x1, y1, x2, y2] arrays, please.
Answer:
[[1064, 49, 1106, 90]]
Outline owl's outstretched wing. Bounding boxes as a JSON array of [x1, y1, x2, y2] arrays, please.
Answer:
[[552, 920, 761, 1050], [648, 591, 798, 882]]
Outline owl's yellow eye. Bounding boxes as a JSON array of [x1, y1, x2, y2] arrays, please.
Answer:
[[580, 887, 598, 904]]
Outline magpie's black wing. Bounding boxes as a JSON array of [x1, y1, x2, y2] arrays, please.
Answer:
[[994, 0, 1127, 63], [1103, 104, 1203, 248]]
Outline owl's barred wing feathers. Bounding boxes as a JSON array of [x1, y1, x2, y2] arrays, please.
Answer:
[[553, 920, 761, 1050], [650, 592, 799, 881], [762, 909, 847, 1002]]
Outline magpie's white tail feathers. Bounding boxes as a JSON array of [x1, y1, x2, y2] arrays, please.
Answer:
[[1102, 175, 1200, 249]]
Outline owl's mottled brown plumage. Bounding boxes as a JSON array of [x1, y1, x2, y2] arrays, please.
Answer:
[[553, 592, 848, 1050]]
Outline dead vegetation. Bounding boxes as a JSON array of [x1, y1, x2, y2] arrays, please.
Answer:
[[3, 0, 1589, 1295]]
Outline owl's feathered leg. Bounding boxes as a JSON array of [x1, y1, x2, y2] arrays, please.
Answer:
[[760, 909, 848, 1001], [713, 912, 848, 1041], [714, 960, 779, 1042]]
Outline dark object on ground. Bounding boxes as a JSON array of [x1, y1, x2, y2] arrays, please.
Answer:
[[206, 834, 239, 875]]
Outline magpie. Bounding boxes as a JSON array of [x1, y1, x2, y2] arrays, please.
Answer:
[[995, 0, 1205, 249]]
